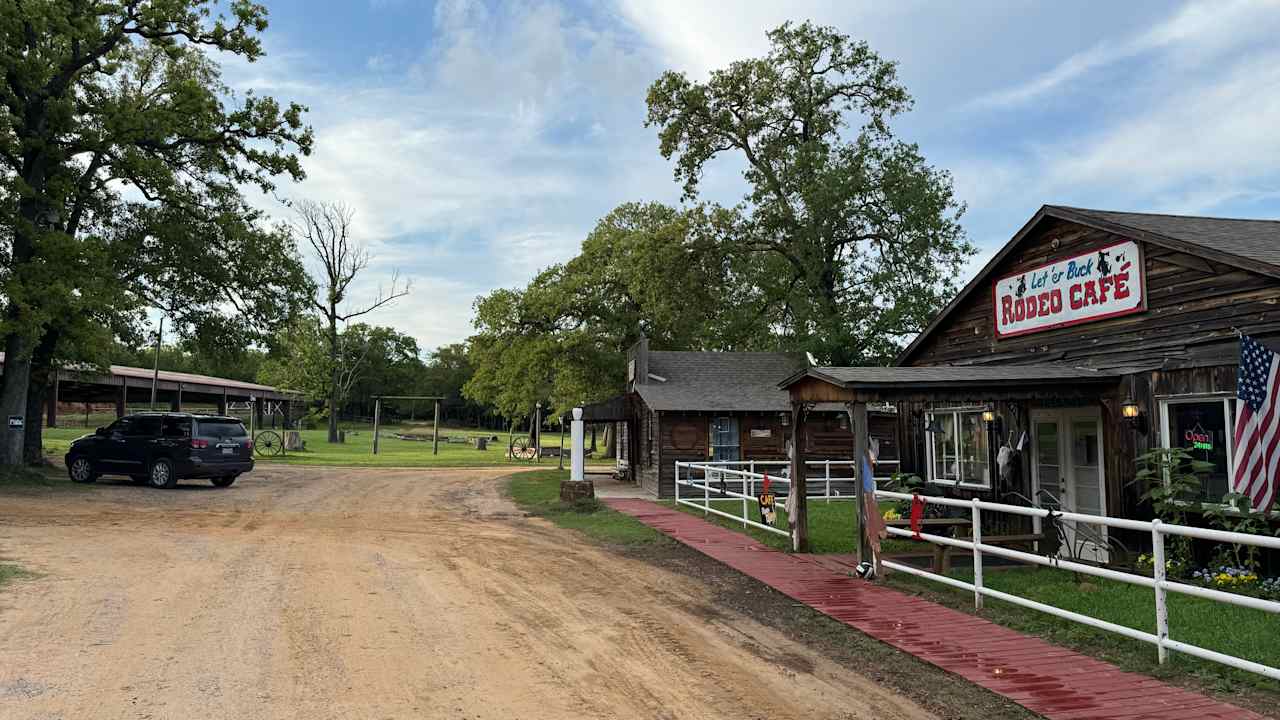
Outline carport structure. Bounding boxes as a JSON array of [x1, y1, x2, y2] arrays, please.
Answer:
[[44, 362, 300, 427]]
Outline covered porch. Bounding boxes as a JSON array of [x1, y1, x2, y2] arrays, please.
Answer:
[[778, 365, 1129, 558]]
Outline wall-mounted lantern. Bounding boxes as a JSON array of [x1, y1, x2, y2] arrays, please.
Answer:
[[982, 408, 1004, 436], [1121, 398, 1149, 434], [837, 413, 849, 431], [778, 411, 790, 427]]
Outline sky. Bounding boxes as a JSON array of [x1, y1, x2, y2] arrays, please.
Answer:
[[219, 0, 1280, 353]]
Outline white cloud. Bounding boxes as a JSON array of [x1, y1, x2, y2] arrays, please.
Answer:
[[223, 0, 678, 352], [971, 0, 1280, 108]]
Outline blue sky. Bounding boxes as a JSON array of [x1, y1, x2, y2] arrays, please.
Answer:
[[220, 0, 1280, 352]]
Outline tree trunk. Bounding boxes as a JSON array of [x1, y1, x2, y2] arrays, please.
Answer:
[[0, 332, 33, 466], [326, 310, 340, 443], [0, 162, 48, 467], [603, 423, 616, 459], [23, 376, 46, 466], [23, 328, 61, 466]]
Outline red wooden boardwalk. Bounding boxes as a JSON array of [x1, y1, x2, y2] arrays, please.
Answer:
[[605, 498, 1265, 720]]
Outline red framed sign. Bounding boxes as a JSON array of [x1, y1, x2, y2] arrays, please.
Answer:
[[993, 239, 1145, 338]]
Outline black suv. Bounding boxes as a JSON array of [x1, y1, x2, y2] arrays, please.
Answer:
[[65, 413, 254, 489]]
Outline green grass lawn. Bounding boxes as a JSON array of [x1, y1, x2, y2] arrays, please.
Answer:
[[670, 497, 916, 554], [506, 469, 668, 547], [41, 424, 615, 469]]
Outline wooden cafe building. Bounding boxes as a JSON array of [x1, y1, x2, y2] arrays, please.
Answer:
[[783, 205, 1280, 561]]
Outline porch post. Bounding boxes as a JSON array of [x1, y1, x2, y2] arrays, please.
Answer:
[[116, 378, 127, 418], [851, 401, 871, 567], [790, 401, 810, 553]]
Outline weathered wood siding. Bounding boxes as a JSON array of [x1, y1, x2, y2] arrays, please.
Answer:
[[898, 217, 1280, 541], [657, 412, 709, 497], [904, 218, 1280, 372]]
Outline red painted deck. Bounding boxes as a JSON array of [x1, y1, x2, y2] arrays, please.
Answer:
[[605, 498, 1266, 720]]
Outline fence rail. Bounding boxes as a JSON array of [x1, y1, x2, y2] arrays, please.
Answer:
[[875, 489, 1280, 681], [678, 459, 897, 500]]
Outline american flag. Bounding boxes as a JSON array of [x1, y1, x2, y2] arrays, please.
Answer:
[[1232, 336, 1280, 513]]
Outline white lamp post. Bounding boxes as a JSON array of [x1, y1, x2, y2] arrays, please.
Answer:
[[570, 407, 585, 482]]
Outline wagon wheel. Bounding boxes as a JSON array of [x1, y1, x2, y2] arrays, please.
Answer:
[[255, 430, 285, 457], [510, 436, 537, 461]]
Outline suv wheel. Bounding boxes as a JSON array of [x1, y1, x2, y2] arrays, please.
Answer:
[[148, 457, 177, 489], [211, 474, 238, 488], [68, 456, 97, 484]]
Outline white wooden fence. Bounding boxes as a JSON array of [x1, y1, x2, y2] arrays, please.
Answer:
[[672, 459, 1280, 681], [876, 490, 1280, 681]]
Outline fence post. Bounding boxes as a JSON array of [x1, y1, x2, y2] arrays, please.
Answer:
[[825, 460, 831, 504], [1152, 519, 1169, 664], [704, 466, 710, 516], [971, 497, 984, 610], [674, 462, 681, 506], [748, 461, 755, 497]]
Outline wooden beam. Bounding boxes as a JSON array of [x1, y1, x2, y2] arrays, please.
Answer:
[[432, 400, 440, 455], [851, 401, 872, 571], [790, 401, 810, 553]]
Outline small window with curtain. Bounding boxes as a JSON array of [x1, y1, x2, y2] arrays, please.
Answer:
[[926, 409, 990, 488]]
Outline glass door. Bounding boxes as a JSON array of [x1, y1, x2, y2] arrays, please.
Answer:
[[1032, 409, 1108, 562], [1067, 415, 1108, 563], [1033, 419, 1063, 510]]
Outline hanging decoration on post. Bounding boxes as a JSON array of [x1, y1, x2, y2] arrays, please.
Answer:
[[910, 494, 926, 540], [757, 473, 776, 526]]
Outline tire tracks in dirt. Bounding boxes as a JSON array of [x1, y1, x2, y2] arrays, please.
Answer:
[[0, 465, 935, 720]]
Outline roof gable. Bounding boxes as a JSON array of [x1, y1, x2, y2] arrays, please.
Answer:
[[634, 351, 806, 412], [897, 205, 1280, 365]]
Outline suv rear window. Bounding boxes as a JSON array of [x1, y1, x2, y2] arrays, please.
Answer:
[[163, 417, 191, 438], [196, 420, 247, 438]]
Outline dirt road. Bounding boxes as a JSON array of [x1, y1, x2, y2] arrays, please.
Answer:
[[0, 466, 934, 720]]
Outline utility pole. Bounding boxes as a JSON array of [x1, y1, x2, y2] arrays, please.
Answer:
[[149, 316, 163, 411]]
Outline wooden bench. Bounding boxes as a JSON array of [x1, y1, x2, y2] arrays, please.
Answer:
[[883, 518, 971, 574]]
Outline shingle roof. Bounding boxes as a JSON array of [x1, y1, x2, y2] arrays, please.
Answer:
[[781, 365, 1118, 390], [1048, 206, 1280, 269], [634, 351, 807, 412]]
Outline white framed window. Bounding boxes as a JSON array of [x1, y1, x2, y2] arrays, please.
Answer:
[[709, 416, 740, 462], [1157, 395, 1236, 504], [926, 408, 991, 488]]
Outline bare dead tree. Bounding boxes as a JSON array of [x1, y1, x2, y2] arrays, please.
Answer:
[[293, 200, 410, 443]]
